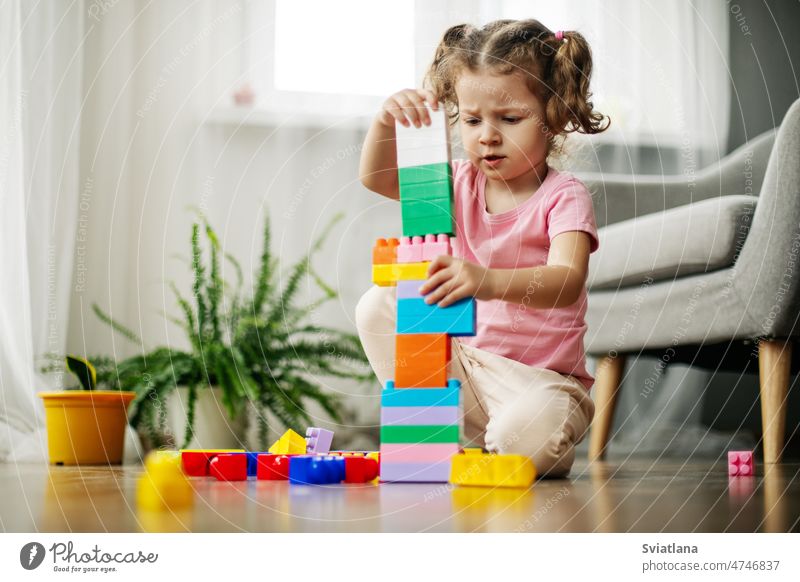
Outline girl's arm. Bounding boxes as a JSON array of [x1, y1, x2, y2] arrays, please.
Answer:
[[359, 88, 439, 200], [420, 231, 592, 309]]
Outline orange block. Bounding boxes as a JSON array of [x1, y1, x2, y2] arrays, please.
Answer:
[[373, 238, 399, 265], [395, 333, 450, 388]]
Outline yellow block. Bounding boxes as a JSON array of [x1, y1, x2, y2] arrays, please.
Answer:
[[366, 451, 380, 484], [268, 429, 307, 455], [137, 451, 194, 511], [372, 262, 430, 287], [449, 452, 536, 488]]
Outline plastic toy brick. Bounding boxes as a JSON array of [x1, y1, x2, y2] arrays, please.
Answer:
[[380, 424, 459, 444], [256, 454, 293, 480], [380, 461, 451, 483], [246, 452, 269, 477], [288, 455, 346, 485], [397, 236, 425, 263], [395, 109, 451, 167], [180, 449, 245, 477], [421, 234, 452, 261], [372, 262, 430, 287], [380, 443, 459, 463], [381, 379, 461, 407], [449, 452, 536, 488], [209, 453, 248, 481], [397, 162, 452, 189], [268, 428, 308, 455], [728, 451, 754, 476], [401, 197, 454, 238], [343, 456, 379, 483], [306, 427, 334, 455], [400, 179, 451, 203], [372, 238, 399, 264], [137, 451, 193, 511], [395, 333, 450, 388], [397, 297, 476, 336], [381, 405, 459, 426], [397, 279, 425, 299]]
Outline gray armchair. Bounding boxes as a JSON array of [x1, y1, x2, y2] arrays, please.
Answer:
[[581, 98, 800, 464]]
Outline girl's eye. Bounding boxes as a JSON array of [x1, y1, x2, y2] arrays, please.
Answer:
[[464, 118, 480, 126], [503, 117, 520, 123]]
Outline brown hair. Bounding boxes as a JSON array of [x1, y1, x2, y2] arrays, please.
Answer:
[[424, 19, 610, 156]]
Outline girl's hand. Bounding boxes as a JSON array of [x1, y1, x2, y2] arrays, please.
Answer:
[[378, 88, 439, 129], [419, 256, 496, 308]]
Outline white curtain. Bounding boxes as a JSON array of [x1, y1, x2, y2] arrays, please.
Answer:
[[0, 1, 84, 462]]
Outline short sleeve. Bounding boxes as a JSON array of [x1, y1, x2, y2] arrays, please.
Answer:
[[545, 178, 600, 253]]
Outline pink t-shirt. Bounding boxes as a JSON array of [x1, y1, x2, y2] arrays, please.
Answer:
[[450, 160, 599, 390]]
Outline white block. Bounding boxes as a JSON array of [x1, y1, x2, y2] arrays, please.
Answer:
[[396, 103, 452, 168]]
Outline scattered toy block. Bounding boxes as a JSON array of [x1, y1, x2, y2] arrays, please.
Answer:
[[380, 443, 459, 463], [306, 427, 334, 455], [372, 238, 399, 264], [449, 452, 536, 488], [137, 451, 194, 511], [246, 452, 270, 477], [209, 453, 248, 481], [397, 297, 476, 336], [289, 455, 346, 485], [344, 456, 379, 483], [180, 449, 245, 477], [380, 461, 451, 483], [380, 424, 459, 444], [395, 333, 450, 388], [256, 454, 293, 480], [728, 451, 754, 476], [268, 429, 307, 455], [380, 405, 460, 426]]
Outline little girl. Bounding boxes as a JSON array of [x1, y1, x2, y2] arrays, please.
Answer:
[[356, 19, 610, 477]]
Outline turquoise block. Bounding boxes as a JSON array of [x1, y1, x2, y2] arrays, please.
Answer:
[[381, 379, 461, 407], [396, 297, 476, 336]]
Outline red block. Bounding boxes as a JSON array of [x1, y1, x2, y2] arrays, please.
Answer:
[[256, 454, 293, 480], [344, 456, 379, 483], [209, 453, 248, 481]]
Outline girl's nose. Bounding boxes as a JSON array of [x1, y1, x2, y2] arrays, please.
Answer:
[[479, 122, 501, 145]]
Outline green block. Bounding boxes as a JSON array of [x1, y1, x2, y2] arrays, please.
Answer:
[[398, 162, 452, 186], [401, 197, 454, 237], [400, 179, 452, 202], [380, 424, 460, 444]]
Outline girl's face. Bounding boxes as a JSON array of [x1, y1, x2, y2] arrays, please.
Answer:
[[454, 69, 549, 188]]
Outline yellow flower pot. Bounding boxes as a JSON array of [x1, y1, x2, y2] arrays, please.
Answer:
[[39, 391, 136, 465]]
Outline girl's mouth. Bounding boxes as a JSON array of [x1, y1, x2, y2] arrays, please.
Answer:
[[483, 155, 506, 167]]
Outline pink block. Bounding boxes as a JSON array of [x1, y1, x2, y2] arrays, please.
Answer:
[[397, 236, 424, 263], [380, 443, 459, 463], [728, 450, 754, 476], [421, 233, 452, 261]]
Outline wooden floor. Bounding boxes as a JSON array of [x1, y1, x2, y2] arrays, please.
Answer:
[[1, 459, 798, 533]]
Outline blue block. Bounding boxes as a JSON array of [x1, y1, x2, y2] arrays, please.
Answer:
[[381, 379, 461, 407], [396, 297, 476, 336], [288, 455, 346, 485], [246, 452, 267, 477]]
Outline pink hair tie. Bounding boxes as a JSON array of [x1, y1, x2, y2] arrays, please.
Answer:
[[555, 30, 564, 41]]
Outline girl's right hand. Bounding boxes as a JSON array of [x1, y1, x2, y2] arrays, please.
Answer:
[[377, 88, 439, 129]]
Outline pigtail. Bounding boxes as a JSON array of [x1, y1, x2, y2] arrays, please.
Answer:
[[424, 23, 475, 120], [546, 31, 610, 135]]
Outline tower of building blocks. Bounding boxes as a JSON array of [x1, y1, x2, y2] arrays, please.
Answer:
[[372, 103, 477, 483]]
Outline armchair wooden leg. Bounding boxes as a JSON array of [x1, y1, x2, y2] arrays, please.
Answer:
[[588, 354, 626, 461], [758, 339, 791, 464]]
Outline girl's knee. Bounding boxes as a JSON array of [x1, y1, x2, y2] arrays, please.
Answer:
[[355, 285, 395, 333]]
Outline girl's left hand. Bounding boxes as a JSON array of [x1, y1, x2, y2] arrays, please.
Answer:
[[419, 256, 495, 307]]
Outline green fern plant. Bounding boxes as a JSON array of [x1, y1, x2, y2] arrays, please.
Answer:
[[71, 210, 370, 449]]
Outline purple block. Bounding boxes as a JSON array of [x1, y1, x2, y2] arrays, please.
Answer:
[[306, 427, 334, 455], [381, 405, 459, 426], [380, 461, 451, 483], [397, 280, 425, 299]]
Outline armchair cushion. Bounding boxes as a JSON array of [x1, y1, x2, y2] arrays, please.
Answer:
[[588, 195, 757, 290]]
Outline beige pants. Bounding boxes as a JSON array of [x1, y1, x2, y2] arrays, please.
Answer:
[[355, 285, 595, 478]]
